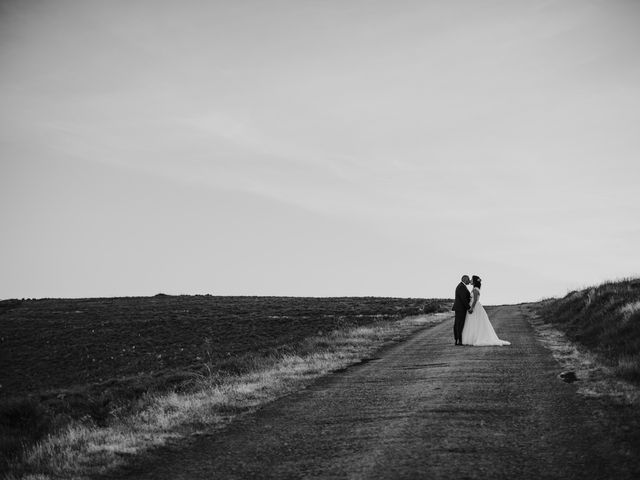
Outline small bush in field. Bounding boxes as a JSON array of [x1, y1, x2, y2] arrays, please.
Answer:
[[617, 354, 640, 382], [0, 398, 53, 468]]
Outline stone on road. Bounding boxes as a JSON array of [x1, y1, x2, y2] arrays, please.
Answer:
[[110, 305, 640, 479]]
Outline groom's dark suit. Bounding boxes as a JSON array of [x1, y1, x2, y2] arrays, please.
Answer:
[[452, 282, 471, 344]]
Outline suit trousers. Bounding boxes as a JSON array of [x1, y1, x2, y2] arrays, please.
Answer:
[[454, 309, 467, 342]]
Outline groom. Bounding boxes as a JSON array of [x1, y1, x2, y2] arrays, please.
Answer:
[[452, 275, 471, 346]]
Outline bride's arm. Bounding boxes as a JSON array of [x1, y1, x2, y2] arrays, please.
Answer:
[[469, 289, 478, 312]]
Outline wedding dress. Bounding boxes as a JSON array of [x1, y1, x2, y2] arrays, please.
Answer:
[[461, 288, 510, 346]]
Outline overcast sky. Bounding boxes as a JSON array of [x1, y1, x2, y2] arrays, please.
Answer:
[[1, 0, 639, 303]]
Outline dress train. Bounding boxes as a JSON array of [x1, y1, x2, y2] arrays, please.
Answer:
[[461, 299, 510, 346]]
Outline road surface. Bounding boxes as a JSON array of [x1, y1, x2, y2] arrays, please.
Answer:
[[105, 305, 640, 479]]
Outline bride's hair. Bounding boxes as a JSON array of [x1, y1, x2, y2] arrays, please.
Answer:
[[472, 275, 482, 288]]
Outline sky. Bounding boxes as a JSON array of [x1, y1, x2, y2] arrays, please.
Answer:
[[1, 0, 639, 304]]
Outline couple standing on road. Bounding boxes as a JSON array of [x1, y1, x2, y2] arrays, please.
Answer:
[[452, 275, 510, 346]]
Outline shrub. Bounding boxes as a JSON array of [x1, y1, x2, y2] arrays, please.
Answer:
[[0, 398, 53, 469]]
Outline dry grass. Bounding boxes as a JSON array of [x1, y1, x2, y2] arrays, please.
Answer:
[[526, 277, 640, 405], [534, 277, 640, 383], [525, 307, 640, 405], [620, 300, 640, 321], [3, 313, 446, 480]]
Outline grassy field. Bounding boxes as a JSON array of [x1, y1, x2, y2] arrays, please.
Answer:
[[533, 278, 640, 383], [0, 295, 449, 478]]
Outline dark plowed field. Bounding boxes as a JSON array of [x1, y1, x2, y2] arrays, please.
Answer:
[[0, 296, 444, 399]]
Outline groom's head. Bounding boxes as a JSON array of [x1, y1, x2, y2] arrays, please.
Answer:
[[461, 275, 470, 285]]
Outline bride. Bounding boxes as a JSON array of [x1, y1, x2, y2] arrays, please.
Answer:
[[461, 276, 510, 346]]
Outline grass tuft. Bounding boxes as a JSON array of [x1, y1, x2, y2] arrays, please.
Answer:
[[617, 354, 640, 382]]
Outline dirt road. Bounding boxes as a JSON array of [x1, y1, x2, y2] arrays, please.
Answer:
[[107, 305, 640, 479]]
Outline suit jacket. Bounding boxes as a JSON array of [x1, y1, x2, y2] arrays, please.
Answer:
[[452, 282, 471, 312]]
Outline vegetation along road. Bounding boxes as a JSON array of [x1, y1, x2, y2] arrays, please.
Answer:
[[104, 305, 640, 479]]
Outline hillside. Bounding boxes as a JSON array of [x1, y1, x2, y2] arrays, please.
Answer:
[[534, 278, 640, 382]]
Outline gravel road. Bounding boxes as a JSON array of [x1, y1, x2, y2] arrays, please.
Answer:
[[107, 305, 640, 479]]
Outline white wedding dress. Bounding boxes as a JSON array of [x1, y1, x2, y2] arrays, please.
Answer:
[[461, 288, 510, 346]]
